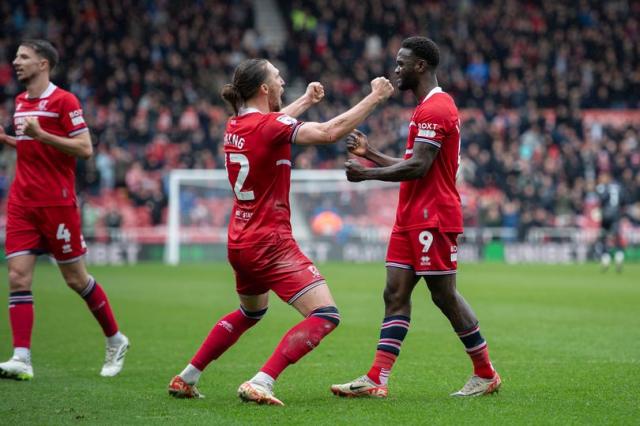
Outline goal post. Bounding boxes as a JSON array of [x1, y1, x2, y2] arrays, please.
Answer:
[[164, 169, 399, 265]]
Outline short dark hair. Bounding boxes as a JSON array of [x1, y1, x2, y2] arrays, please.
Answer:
[[401, 36, 439, 69], [19, 39, 59, 71], [221, 59, 269, 115]]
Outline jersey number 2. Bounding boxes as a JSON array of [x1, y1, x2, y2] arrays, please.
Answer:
[[226, 153, 255, 201]]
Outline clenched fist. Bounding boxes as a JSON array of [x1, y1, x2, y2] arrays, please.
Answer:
[[346, 129, 369, 157], [370, 77, 394, 102], [17, 116, 42, 139], [305, 82, 325, 104], [345, 159, 368, 182]]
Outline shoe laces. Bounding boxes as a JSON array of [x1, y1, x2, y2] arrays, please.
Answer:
[[104, 345, 119, 364], [461, 375, 485, 392], [251, 380, 275, 394], [10, 356, 30, 365]]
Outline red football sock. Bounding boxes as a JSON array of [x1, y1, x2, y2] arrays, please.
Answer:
[[457, 324, 496, 379], [468, 345, 496, 379], [367, 350, 397, 385], [9, 291, 34, 349], [81, 279, 119, 338], [191, 308, 263, 371], [260, 315, 338, 380]]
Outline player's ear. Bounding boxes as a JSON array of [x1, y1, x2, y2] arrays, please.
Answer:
[[260, 83, 269, 95], [416, 59, 427, 73]]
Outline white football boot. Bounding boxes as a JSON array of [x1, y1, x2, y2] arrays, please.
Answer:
[[100, 334, 129, 377], [238, 381, 284, 406], [0, 356, 34, 381], [330, 375, 388, 398], [450, 373, 502, 397]]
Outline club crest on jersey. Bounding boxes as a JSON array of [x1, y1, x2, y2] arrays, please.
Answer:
[[38, 100, 49, 111], [420, 255, 431, 266]]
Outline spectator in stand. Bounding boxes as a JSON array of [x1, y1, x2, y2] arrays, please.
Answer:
[[0, 0, 638, 240]]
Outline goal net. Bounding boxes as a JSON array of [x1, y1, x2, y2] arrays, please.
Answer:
[[164, 169, 399, 264]]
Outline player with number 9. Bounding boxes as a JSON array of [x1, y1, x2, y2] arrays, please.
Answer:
[[0, 39, 129, 381], [331, 36, 501, 398]]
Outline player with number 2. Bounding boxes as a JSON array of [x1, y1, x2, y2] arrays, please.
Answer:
[[167, 58, 393, 405]]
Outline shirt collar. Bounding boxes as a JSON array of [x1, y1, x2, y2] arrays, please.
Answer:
[[421, 86, 443, 103], [26, 82, 57, 99], [238, 107, 261, 116]]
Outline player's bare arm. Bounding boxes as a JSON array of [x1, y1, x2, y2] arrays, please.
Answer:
[[294, 77, 394, 145], [280, 82, 324, 118], [0, 127, 17, 148], [345, 142, 438, 182], [19, 116, 93, 159], [347, 129, 403, 167]]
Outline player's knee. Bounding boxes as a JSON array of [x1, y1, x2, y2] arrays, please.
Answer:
[[63, 271, 90, 293], [8, 268, 32, 291], [430, 288, 457, 309], [310, 305, 340, 328], [240, 305, 268, 321], [383, 286, 410, 311]]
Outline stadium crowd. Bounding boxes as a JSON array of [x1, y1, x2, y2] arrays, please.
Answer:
[[0, 0, 638, 238]]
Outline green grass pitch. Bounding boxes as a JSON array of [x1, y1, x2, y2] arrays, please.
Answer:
[[0, 262, 638, 424]]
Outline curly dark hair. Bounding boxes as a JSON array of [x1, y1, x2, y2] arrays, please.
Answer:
[[401, 36, 439, 69]]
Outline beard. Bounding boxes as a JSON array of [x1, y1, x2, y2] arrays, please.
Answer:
[[397, 76, 416, 91], [15, 68, 38, 85], [268, 91, 282, 112], [16, 72, 32, 84]]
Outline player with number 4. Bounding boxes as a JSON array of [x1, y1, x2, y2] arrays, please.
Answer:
[[331, 37, 501, 398], [168, 58, 393, 405], [0, 40, 128, 381]]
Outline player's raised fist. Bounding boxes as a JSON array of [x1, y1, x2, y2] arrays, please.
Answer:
[[305, 82, 325, 104], [346, 129, 369, 157], [20, 116, 42, 138], [370, 77, 394, 101]]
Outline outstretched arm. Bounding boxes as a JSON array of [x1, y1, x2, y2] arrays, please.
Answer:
[[19, 117, 93, 159], [0, 127, 17, 148], [281, 82, 324, 118], [294, 77, 394, 145], [345, 142, 439, 182]]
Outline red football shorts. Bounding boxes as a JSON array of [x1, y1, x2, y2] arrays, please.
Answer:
[[5, 203, 87, 263], [228, 237, 325, 304], [385, 228, 459, 275]]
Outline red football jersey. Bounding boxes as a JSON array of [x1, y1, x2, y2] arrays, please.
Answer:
[[394, 86, 463, 233], [9, 82, 88, 207], [223, 108, 304, 248]]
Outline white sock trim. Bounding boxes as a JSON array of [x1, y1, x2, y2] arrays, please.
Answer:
[[106, 331, 124, 346], [180, 364, 202, 385], [14, 347, 31, 363], [251, 371, 275, 388]]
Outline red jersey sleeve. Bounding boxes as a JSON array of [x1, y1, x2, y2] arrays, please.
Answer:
[[263, 113, 304, 145], [59, 93, 89, 137], [412, 106, 451, 150]]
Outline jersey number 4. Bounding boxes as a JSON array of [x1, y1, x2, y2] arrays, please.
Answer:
[[226, 153, 255, 201], [56, 223, 71, 242]]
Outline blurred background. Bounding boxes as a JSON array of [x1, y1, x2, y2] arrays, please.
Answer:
[[0, 0, 638, 264]]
